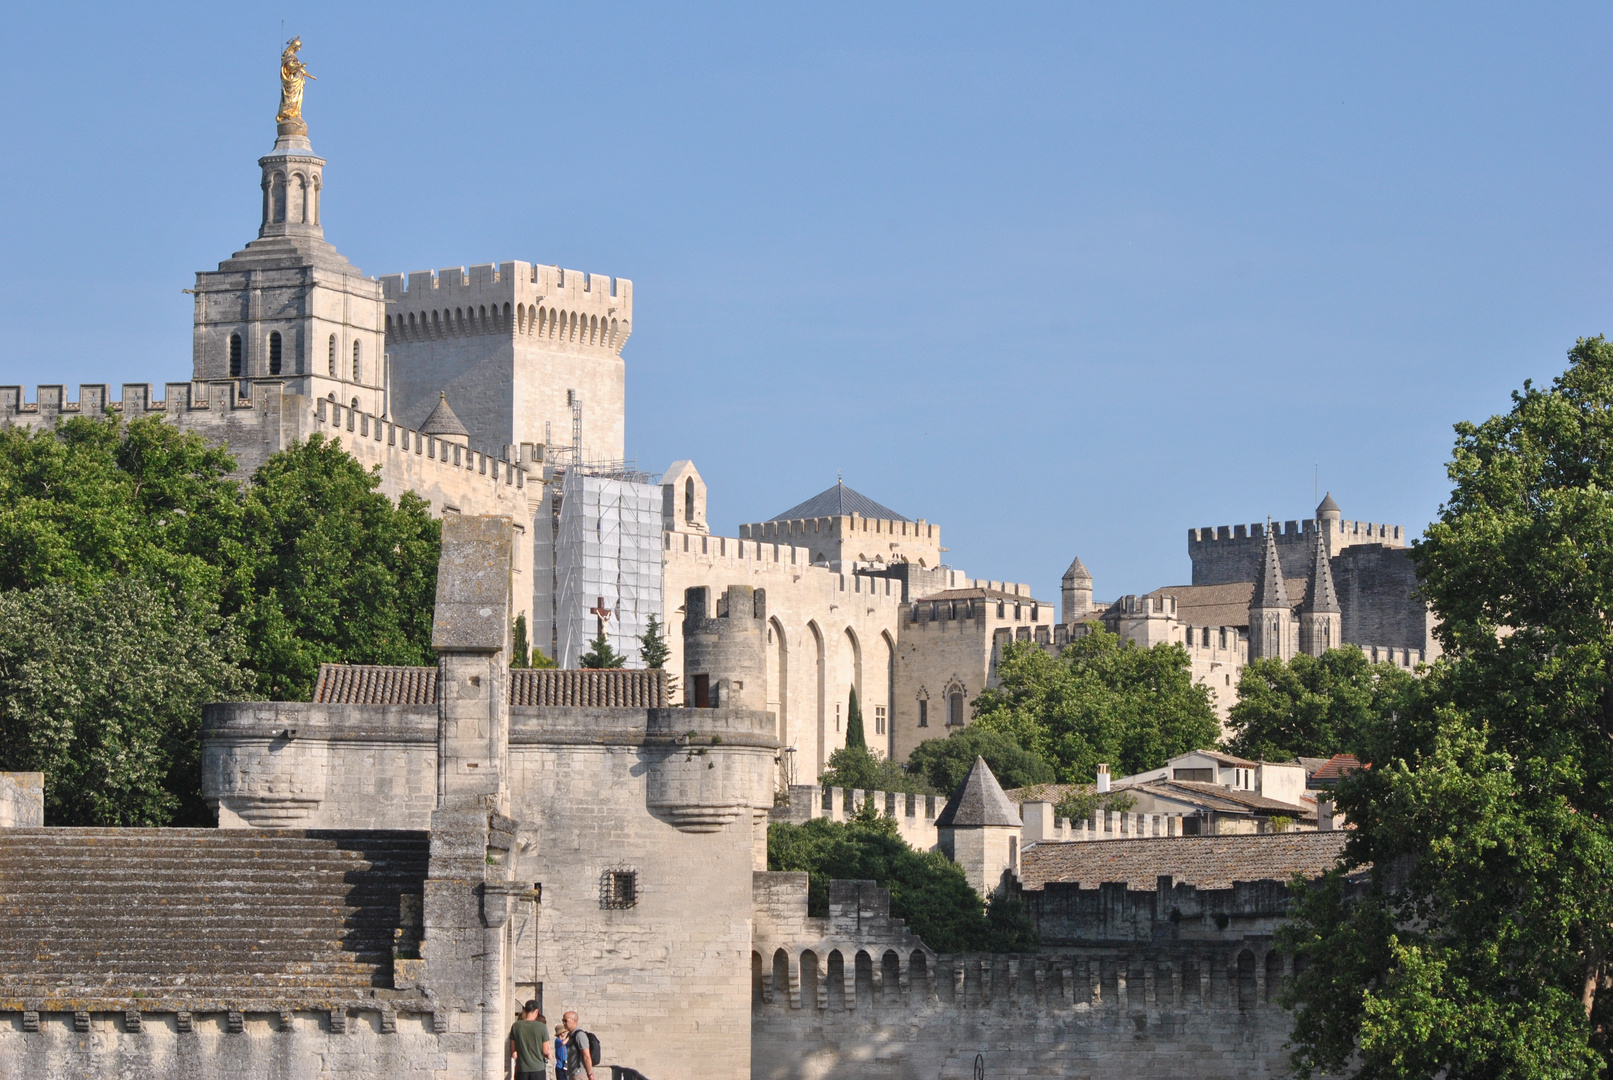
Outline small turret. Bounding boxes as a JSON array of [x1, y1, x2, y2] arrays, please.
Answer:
[[1061, 556, 1093, 623], [1247, 522, 1294, 661], [682, 585, 767, 710], [1316, 492, 1343, 556], [421, 392, 470, 447], [1298, 525, 1342, 656], [936, 756, 1023, 896]]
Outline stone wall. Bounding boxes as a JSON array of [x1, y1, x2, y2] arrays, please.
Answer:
[[1189, 517, 1407, 587], [0, 773, 42, 828], [1334, 544, 1438, 654]]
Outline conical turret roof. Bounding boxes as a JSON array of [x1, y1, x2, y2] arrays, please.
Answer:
[[1250, 522, 1291, 610], [1302, 527, 1341, 614], [935, 757, 1022, 828], [420, 392, 469, 437], [1063, 556, 1092, 583], [1316, 492, 1341, 516]]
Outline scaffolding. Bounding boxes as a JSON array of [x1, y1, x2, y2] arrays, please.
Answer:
[[553, 463, 663, 668]]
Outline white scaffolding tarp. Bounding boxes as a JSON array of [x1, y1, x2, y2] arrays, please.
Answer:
[[554, 468, 663, 668]]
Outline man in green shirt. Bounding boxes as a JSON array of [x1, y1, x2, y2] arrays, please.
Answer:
[[507, 1000, 552, 1080]]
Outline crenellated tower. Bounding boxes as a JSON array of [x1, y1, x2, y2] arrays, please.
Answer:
[[1247, 522, 1294, 661]]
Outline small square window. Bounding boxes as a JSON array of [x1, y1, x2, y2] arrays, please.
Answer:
[[601, 870, 637, 909]]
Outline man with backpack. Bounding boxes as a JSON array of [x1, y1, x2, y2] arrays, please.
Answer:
[[561, 1010, 598, 1080]]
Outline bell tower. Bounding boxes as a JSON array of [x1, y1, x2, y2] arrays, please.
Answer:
[[191, 42, 386, 414]]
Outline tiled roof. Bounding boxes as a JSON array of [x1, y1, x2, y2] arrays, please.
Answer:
[[1134, 780, 1314, 818], [935, 757, 1022, 828], [917, 587, 1051, 605], [1141, 583, 1254, 629], [1309, 753, 1363, 786], [1192, 749, 1258, 767], [1019, 832, 1349, 892], [313, 664, 437, 705], [1002, 782, 1090, 805], [766, 482, 909, 523], [312, 664, 669, 708], [509, 668, 669, 708]]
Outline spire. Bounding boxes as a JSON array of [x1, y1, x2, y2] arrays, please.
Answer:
[[1302, 526, 1341, 614], [1251, 521, 1290, 610], [934, 757, 1021, 828], [1063, 556, 1092, 583], [421, 391, 469, 438]]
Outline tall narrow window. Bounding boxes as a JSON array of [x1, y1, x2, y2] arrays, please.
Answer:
[[684, 477, 695, 523], [917, 699, 928, 728], [874, 705, 886, 736], [352, 340, 362, 383], [268, 332, 283, 375], [228, 333, 242, 377], [948, 692, 964, 727], [328, 335, 337, 376]]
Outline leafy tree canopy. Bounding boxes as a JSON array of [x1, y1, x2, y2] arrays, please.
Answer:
[[1224, 646, 1419, 763], [1282, 337, 1613, 1080], [0, 579, 254, 826], [767, 804, 1037, 953], [819, 744, 932, 794], [905, 725, 1053, 795], [971, 633, 1219, 782]]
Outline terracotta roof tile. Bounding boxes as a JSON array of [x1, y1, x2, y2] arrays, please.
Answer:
[[311, 665, 669, 708]]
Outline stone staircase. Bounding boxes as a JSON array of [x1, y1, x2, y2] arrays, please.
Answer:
[[0, 828, 428, 1014]]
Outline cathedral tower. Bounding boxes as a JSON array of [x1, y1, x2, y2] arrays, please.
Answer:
[[190, 55, 387, 415], [1247, 522, 1294, 661]]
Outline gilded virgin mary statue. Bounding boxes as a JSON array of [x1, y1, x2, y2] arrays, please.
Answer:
[[275, 37, 316, 136]]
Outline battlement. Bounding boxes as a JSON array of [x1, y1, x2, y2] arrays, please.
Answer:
[[742, 516, 936, 540], [773, 785, 943, 853], [1112, 593, 1177, 618], [1187, 518, 1405, 546], [1021, 802, 1187, 845], [663, 532, 907, 606], [379, 261, 630, 306], [312, 397, 531, 492], [0, 381, 264, 423], [914, 594, 1048, 628]]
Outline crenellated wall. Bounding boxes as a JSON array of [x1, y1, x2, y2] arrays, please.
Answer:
[[1188, 517, 1406, 587]]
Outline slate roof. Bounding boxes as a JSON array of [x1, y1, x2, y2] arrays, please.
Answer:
[[1018, 831, 1349, 892], [766, 482, 909, 523], [1302, 528, 1341, 613], [1063, 556, 1092, 582], [1003, 782, 1090, 805], [1141, 583, 1254, 629], [420, 391, 469, 437], [311, 664, 669, 708], [935, 757, 1022, 828], [1317, 492, 1341, 515]]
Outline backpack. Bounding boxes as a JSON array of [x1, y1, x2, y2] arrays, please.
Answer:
[[569, 1028, 602, 1067]]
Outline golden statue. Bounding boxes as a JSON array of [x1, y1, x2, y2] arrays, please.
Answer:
[[275, 37, 316, 136]]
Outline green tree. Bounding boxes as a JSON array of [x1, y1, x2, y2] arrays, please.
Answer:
[[0, 579, 255, 826], [511, 614, 531, 669], [767, 803, 1035, 952], [844, 686, 866, 751], [819, 743, 932, 794], [638, 613, 670, 669], [905, 725, 1054, 794], [971, 633, 1219, 783], [578, 629, 627, 669], [0, 416, 241, 600], [1282, 337, 1613, 1079], [530, 645, 557, 669], [1225, 646, 1418, 762], [227, 434, 441, 700]]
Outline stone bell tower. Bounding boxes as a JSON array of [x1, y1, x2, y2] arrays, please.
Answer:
[[190, 44, 386, 415]]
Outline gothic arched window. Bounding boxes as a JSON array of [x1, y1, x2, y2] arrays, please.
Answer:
[[268, 332, 283, 376], [228, 333, 242, 378]]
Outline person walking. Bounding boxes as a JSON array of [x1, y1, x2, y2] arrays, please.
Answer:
[[561, 1010, 597, 1080], [507, 1000, 552, 1080]]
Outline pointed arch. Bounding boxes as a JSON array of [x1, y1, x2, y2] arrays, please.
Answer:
[[768, 617, 790, 765], [806, 620, 826, 782], [881, 630, 896, 758]]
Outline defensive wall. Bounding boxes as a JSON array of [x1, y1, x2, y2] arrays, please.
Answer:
[[739, 515, 942, 573], [751, 869, 1305, 1079]]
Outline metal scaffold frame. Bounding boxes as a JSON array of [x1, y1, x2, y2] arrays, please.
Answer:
[[553, 463, 663, 668]]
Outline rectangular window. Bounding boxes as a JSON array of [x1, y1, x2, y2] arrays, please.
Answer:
[[1173, 767, 1214, 783], [835, 703, 841, 732], [917, 700, 928, 727], [691, 674, 710, 709], [948, 693, 964, 727], [874, 706, 886, 735], [600, 870, 637, 909]]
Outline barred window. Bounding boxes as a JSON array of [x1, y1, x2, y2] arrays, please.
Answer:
[[600, 869, 637, 909]]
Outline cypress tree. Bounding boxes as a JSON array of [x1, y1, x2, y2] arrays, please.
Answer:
[[511, 614, 531, 669], [844, 686, 866, 751]]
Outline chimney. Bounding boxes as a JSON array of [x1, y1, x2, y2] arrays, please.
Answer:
[[1318, 798, 1335, 832], [1096, 764, 1111, 794]]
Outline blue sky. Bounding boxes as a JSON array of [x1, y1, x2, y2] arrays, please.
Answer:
[[2, 4, 1609, 600]]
